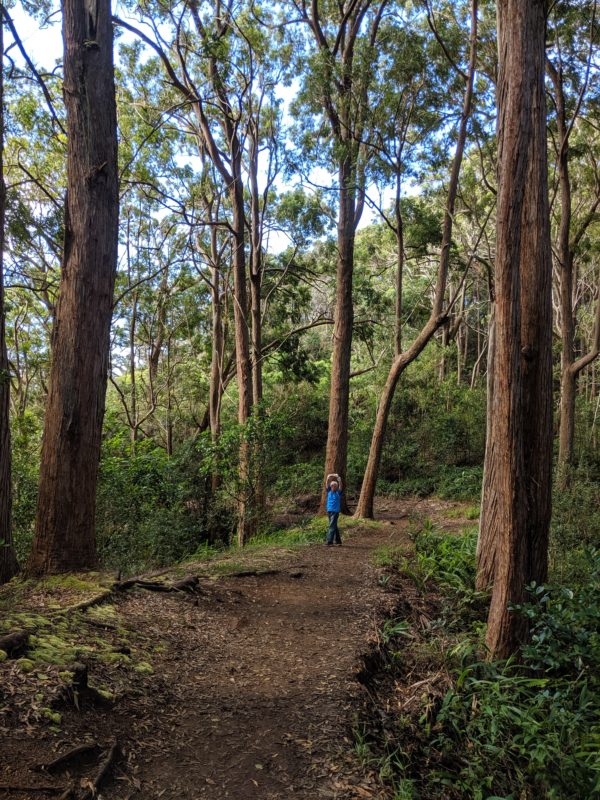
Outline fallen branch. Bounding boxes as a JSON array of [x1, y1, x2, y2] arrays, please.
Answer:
[[0, 630, 29, 657], [62, 590, 114, 615], [113, 578, 171, 592]]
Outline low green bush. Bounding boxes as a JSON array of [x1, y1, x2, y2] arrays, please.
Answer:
[[373, 526, 600, 800], [550, 473, 600, 584], [435, 465, 483, 501], [429, 558, 600, 799], [376, 465, 483, 502]]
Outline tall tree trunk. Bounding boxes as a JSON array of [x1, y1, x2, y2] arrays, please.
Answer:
[[483, 0, 552, 658], [354, 0, 477, 519], [248, 128, 263, 408], [476, 307, 498, 590], [27, 0, 119, 575], [0, 10, 19, 584], [550, 56, 575, 485], [165, 337, 173, 456], [438, 322, 449, 382], [230, 173, 253, 545], [209, 227, 225, 494], [129, 292, 138, 451], [320, 157, 355, 514], [394, 175, 404, 357]]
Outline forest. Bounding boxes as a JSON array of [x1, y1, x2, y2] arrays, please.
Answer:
[[0, 0, 599, 798]]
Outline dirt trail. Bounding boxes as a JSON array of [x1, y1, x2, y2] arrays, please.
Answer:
[[1, 498, 470, 800]]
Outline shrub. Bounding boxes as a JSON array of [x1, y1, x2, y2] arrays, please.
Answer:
[[379, 528, 600, 800]]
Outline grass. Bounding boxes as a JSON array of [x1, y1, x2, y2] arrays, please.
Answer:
[[371, 544, 407, 568]]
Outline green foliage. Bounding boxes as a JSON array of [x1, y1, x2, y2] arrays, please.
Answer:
[[550, 471, 600, 584], [429, 557, 600, 799], [436, 465, 483, 501], [373, 526, 600, 800], [371, 544, 407, 568], [378, 465, 483, 502], [374, 358, 487, 499], [96, 439, 211, 574], [11, 413, 42, 563]]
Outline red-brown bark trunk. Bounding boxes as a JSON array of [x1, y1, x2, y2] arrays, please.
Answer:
[[320, 159, 355, 514], [483, 0, 552, 658], [230, 174, 253, 545], [27, 0, 119, 575]]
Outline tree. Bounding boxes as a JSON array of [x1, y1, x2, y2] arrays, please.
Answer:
[[27, 0, 119, 574], [0, 6, 19, 584], [546, 4, 600, 484], [354, 0, 478, 519], [115, 1, 286, 543], [480, 0, 553, 658], [292, 0, 388, 512]]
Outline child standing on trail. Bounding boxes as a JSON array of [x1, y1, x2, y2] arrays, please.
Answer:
[[325, 473, 343, 546]]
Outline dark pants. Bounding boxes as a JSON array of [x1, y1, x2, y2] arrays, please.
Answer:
[[327, 512, 341, 544]]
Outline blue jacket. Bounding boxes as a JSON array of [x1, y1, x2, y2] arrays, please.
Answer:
[[326, 489, 342, 513]]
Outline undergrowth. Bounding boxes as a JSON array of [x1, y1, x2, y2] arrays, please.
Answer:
[[362, 525, 600, 800]]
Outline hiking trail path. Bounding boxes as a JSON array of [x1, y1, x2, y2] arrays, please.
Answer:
[[0, 498, 470, 800]]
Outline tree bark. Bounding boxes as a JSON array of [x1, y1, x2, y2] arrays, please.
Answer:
[[0, 10, 19, 584], [483, 0, 552, 658], [476, 308, 497, 590], [320, 157, 356, 514], [394, 176, 404, 357], [230, 173, 253, 545], [27, 0, 119, 575], [354, 0, 478, 519], [208, 225, 225, 493], [248, 127, 263, 408]]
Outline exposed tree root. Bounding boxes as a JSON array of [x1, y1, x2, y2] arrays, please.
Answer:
[[226, 569, 281, 578], [80, 739, 119, 800], [113, 574, 199, 593], [35, 743, 100, 774]]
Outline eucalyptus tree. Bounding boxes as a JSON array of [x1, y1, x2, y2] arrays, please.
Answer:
[[290, 0, 389, 512], [115, 0, 291, 543], [354, 0, 478, 519], [28, 0, 119, 574], [546, 1, 600, 484], [0, 6, 19, 583], [481, 0, 553, 658]]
